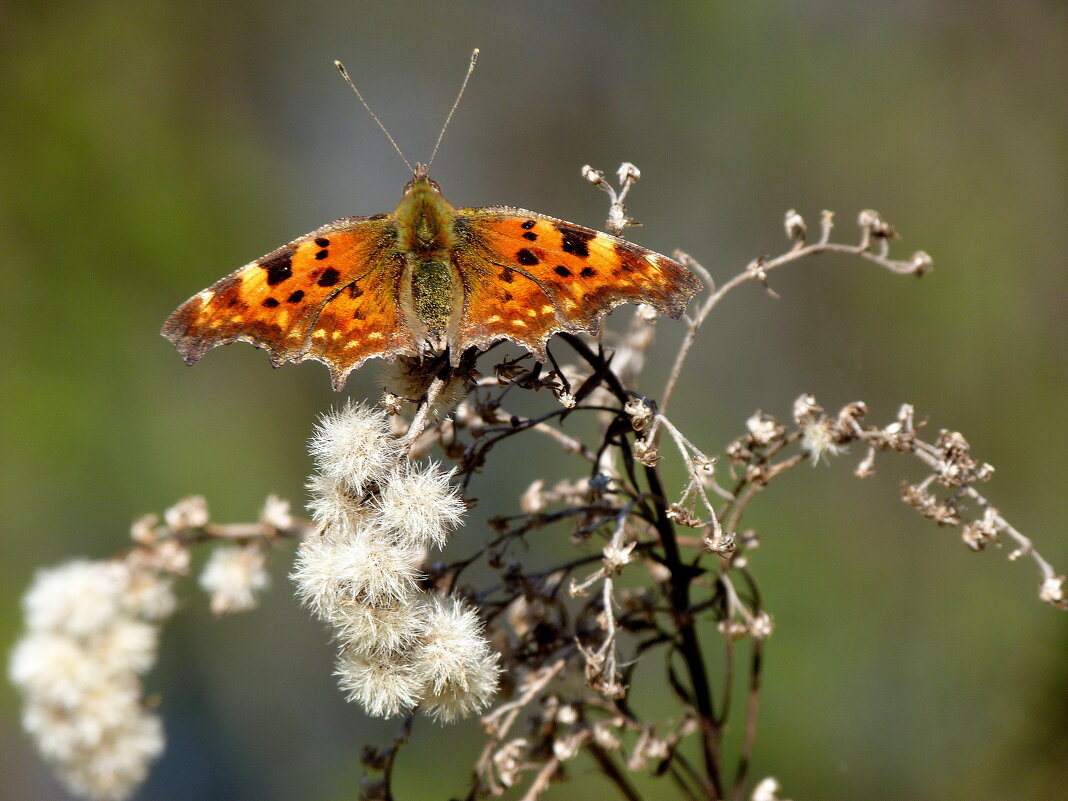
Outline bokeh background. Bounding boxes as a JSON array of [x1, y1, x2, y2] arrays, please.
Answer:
[[3, 1, 1066, 799]]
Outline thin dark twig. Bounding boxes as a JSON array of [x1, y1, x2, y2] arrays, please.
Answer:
[[587, 738, 644, 801]]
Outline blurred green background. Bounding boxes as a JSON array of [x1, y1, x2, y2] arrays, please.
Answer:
[[3, 1, 1066, 799]]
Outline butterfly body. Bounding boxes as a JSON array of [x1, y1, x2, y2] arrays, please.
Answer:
[[395, 173, 464, 351], [163, 167, 701, 389]]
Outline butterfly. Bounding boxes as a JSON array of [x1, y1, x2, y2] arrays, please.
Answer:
[[162, 55, 701, 391]]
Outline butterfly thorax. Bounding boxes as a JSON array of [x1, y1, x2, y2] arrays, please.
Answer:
[[393, 177, 463, 352]]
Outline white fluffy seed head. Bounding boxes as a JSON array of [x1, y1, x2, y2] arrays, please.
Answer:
[[309, 401, 400, 493], [412, 595, 500, 723], [23, 560, 130, 639], [374, 462, 466, 549], [22, 680, 142, 762], [305, 472, 376, 529], [291, 520, 425, 617], [120, 568, 176, 622], [329, 598, 429, 656], [85, 620, 160, 677], [9, 633, 106, 708], [335, 647, 424, 718], [11, 556, 177, 800], [198, 544, 271, 616], [55, 707, 165, 801]]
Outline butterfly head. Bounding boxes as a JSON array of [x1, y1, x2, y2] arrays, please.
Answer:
[[403, 164, 442, 197]]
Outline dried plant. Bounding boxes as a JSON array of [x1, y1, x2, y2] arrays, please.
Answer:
[[9, 166, 1063, 801]]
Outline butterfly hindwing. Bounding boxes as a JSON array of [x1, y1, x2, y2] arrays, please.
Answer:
[[303, 252, 419, 389], [162, 215, 409, 377], [452, 208, 702, 357]]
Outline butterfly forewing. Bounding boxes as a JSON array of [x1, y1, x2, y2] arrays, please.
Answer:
[[452, 208, 701, 357], [162, 215, 406, 375]]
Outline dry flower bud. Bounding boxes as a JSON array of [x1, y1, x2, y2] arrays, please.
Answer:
[[858, 209, 880, 230], [260, 494, 293, 530], [745, 463, 770, 487], [747, 412, 785, 447], [592, 723, 621, 750], [837, 401, 867, 428], [623, 397, 653, 430], [855, 447, 877, 478], [784, 209, 807, 243], [641, 734, 670, 761], [666, 504, 702, 527], [705, 529, 736, 556], [746, 257, 769, 284], [602, 540, 636, 573], [581, 164, 605, 185], [901, 481, 960, 526], [1039, 575, 1065, 606], [718, 619, 749, 640], [164, 495, 208, 531], [555, 704, 579, 725], [555, 389, 577, 409], [520, 479, 547, 514], [493, 739, 527, 787], [152, 540, 191, 575], [553, 733, 583, 761], [749, 612, 774, 639], [820, 209, 835, 237], [636, 303, 659, 323], [617, 161, 641, 184], [858, 209, 895, 240], [726, 438, 753, 463], [934, 430, 989, 486], [380, 392, 405, 415], [634, 437, 661, 466], [693, 454, 716, 474], [130, 514, 159, 546], [911, 250, 933, 275], [494, 361, 526, 385], [961, 520, 999, 551], [752, 777, 792, 801], [792, 393, 823, 425]]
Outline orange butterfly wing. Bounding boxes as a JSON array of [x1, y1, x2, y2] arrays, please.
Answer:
[[162, 215, 418, 388], [452, 208, 701, 358]]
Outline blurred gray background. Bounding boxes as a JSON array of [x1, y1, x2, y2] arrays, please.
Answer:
[[2, 1, 1066, 799]]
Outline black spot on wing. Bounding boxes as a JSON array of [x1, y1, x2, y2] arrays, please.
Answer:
[[516, 248, 540, 266], [315, 237, 330, 247], [522, 231, 538, 241], [520, 219, 536, 230], [318, 267, 340, 287], [315, 249, 329, 260], [498, 267, 514, 283], [557, 225, 595, 258], [554, 265, 572, 278], [580, 267, 596, 278], [262, 297, 280, 308], [287, 290, 305, 303], [260, 246, 295, 286]]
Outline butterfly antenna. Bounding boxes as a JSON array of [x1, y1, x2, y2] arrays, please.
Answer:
[[427, 48, 479, 170], [335, 60, 414, 173]]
